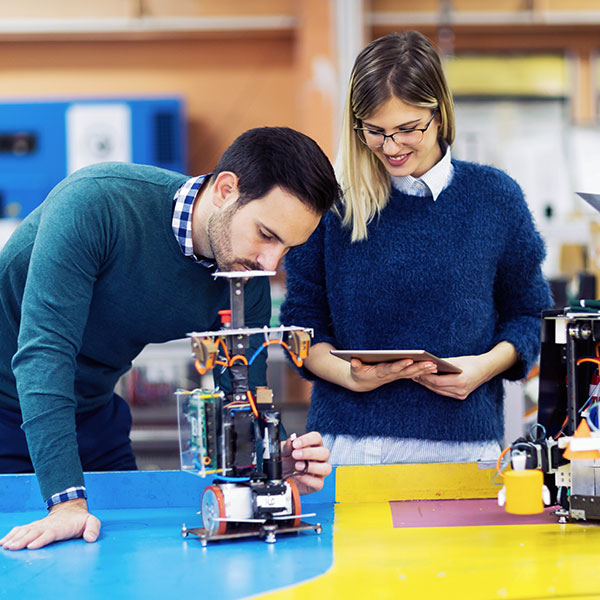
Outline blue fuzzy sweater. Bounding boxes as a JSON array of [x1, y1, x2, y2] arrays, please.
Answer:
[[281, 160, 552, 443], [0, 163, 270, 500]]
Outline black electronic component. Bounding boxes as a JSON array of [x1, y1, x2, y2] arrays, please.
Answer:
[[261, 411, 282, 481]]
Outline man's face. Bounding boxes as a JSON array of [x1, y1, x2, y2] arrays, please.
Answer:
[[207, 186, 321, 272]]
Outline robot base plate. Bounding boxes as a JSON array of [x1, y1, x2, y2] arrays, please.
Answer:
[[181, 520, 322, 546]]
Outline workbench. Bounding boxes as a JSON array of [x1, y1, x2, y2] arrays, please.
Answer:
[[3, 463, 600, 599]]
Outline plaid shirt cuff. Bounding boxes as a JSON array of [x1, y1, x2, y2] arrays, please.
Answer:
[[45, 486, 87, 510]]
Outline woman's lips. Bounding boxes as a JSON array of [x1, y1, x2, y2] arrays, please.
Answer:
[[384, 152, 411, 167]]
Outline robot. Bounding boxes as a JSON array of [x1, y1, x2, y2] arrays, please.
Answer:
[[177, 271, 322, 545], [502, 302, 600, 522]]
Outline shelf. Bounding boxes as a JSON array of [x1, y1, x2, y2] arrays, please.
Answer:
[[0, 15, 296, 41]]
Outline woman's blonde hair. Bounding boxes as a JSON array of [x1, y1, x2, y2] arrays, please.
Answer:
[[335, 31, 456, 241]]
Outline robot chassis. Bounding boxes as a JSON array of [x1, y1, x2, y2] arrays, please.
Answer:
[[505, 303, 600, 523], [178, 271, 322, 545]]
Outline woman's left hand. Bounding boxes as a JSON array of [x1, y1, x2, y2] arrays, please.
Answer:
[[281, 431, 332, 495], [412, 355, 489, 399], [412, 343, 518, 400]]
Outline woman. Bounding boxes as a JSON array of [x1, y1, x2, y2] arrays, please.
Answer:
[[280, 31, 552, 465]]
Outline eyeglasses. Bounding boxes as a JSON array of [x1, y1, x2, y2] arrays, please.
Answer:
[[354, 110, 438, 149]]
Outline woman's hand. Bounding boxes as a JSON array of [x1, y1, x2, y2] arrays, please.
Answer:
[[346, 358, 438, 392], [412, 342, 518, 400], [302, 342, 438, 393]]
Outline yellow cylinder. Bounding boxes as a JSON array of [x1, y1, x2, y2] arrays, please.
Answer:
[[504, 469, 544, 515]]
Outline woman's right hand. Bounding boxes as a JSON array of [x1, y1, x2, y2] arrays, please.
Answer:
[[302, 342, 437, 392], [346, 357, 438, 392]]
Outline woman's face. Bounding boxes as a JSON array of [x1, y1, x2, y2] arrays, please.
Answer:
[[360, 96, 442, 178]]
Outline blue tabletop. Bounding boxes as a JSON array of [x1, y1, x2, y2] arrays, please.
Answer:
[[0, 470, 336, 600]]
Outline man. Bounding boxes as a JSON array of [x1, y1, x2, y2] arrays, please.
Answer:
[[0, 127, 339, 550]]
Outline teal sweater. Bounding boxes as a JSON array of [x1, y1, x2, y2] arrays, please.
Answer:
[[0, 163, 270, 500]]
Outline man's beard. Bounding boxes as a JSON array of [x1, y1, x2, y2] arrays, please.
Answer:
[[207, 204, 261, 272]]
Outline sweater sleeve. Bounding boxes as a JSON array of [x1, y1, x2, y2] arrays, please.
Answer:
[[12, 178, 112, 501], [280, 217, 337, 380], [491, 187, 552, 380]]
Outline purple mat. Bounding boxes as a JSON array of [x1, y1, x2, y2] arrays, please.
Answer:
[[390, 498, 559, 528]]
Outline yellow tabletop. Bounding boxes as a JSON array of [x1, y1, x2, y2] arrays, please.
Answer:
[[260, 462, 600, 599]]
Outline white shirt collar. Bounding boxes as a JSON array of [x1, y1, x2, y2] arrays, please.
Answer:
[[390, 143, 453, 201]]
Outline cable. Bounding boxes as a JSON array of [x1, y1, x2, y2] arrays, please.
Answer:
[[229, 354, 249, 366], [194, 359, 211, 376], [246, 389, 259, 418], [553, 414, 569, 439], [528, 423, 546, 443], [216, 337, 231, 362], [248, 338, 305, 367], [576, 357, 600, 368], [586, 403, 600, 431], [496, 445, 511, 479]]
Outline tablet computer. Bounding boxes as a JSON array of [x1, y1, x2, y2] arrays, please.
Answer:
[[330, 349, 462, 374]]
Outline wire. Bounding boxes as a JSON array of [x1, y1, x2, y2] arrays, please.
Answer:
[[229, 354, 249, 366], [196, 335, 306, 377], [223, 401, 250, 408], [248, 338, 305, 367], [577, 377, 600, 415], [288, 350, 304, 368], [246, 389, 259, 418], [194, 359, 211, 376], [553, 414, 569, 439], [577, 357, 600, 368], [496, 446, 511, 479], [248, 343, 268, 365], [249, 338, 289, 365], [528, 423, 546, 443], [216, 337, 231, 362], [586, 403, 600, 431]]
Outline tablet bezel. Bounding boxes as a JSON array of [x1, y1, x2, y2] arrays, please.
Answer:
[[329, 349, 462, 374]]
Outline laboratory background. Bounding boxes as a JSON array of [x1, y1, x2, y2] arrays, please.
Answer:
[[0, 0, 598, 470]]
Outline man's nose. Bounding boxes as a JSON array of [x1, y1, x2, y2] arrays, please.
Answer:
[[258, 246, 285, 271]]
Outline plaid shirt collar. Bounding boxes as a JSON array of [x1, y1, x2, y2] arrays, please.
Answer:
[[172, 175, 216, 269]]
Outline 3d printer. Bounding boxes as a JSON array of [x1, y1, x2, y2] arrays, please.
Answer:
[[177, 271, 321, 544], [503, 304, 600, 522], [501, 191, 600, 521]]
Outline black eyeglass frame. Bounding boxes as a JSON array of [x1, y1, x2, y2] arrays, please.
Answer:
[[354, 109, 438, 148]]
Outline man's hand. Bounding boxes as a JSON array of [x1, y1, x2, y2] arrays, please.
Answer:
[[0, 498, 101, 551], [281, 431, 332, 495]]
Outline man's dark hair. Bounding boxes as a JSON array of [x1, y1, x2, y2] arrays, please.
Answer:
[[212, 127, 340, 214]]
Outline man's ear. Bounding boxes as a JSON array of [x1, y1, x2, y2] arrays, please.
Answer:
[[212, 172, 239, 208]]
